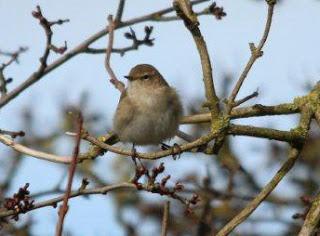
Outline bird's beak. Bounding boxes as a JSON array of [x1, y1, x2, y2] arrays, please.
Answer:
[[124, 75, 133, 81]]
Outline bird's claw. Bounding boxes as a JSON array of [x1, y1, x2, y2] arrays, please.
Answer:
[[172, 143, 182, 160]]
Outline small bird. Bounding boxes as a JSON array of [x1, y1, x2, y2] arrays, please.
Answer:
[[113, 64, 183, 145]]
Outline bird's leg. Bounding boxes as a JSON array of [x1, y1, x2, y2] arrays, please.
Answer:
[[161, 142, 182, 160], [131, 143, 138, 166], [130, 143, 148, 175]]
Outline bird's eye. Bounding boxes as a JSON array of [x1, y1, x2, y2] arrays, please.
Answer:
[[142, 74, 149, 80]]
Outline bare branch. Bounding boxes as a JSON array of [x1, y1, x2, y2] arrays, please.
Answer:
[[115, 0, 126, 23], [105, 15, 125, 93], [0, 47, 28, 96], [161, 201, 170, 236], [0, 183, 135, 219], [233, 90, 259, 107], [226, 1, 276, 113], [0, 134, 72, 164], [173, 0, 220, 121], [216, 107, 313, 236], [55, 113, 83, 236], [31, 5, 69, 73], [298, 192, 320, 236], [85, 26, 154, 57], [0, 47, 28, 70], [228, 124, 302, 143], [147, 1, 226, 22], [181, 102, 299, 124]]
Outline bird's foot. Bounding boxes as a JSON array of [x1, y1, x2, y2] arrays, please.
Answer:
[[172, 143, 182, 160], [131, 144, 147, 172], [161, 143, 182, 160], [131, 144, 138, 165]]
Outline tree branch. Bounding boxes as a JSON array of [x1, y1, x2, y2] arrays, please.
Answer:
[[115, 0, 126, 23], [226, 0, 276, 113], [0, 134, 72, 164], [85, 26, 154, 57], [161, 201, 170, 236], [105, 15, 125, 93], [0, 183, 135, 219], [55, 113, 83, 236], [82, 131, 217, 160], [181, 102, 299, 124], [173, 0, 220, 121], [216, 106, 313, 236], [298, 192, 320, 236]]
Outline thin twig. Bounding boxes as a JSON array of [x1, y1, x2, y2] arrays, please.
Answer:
[[0, 47, 28, 70], [105, 15, 125, 93], [0, 183, 135, 219], [0, 178, 193, 220], [181, 102, 299, 124], [226, 1, 275, 113], [161, 201, 170, 236], [55, 113, 83, 236], [31, 5, 69, 74], [115, 0, 126, 23], [85, 26, 154, 57], [0, 134, 72, 164], [233, 90, 259, 107], [0, 47, 28, 96], [228, 124, 301, 143]]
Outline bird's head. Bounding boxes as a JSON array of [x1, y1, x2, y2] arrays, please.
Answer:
[[124, 64, 168, 87]]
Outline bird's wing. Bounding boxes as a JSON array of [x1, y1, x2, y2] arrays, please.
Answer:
[[119, 90, 127, 102], [114, 90, 136, 131]]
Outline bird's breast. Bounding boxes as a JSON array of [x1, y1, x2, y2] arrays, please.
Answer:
[[127, 84, 166, 111]]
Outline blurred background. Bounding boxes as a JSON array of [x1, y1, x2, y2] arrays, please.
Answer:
[[1, 0, 320, 235]]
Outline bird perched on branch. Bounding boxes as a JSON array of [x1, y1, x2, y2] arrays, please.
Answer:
[[113, 64, 183, 145]]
